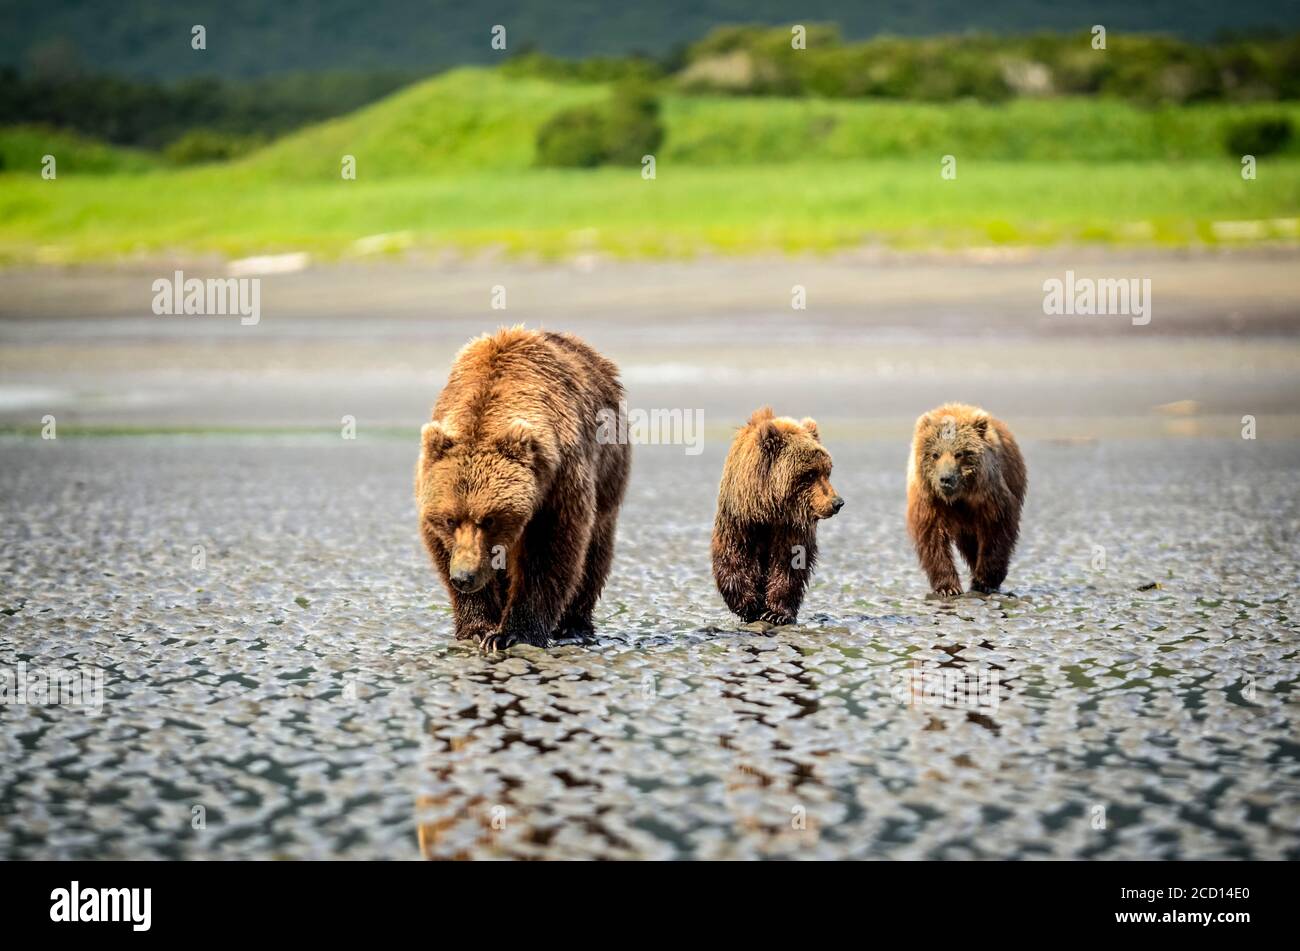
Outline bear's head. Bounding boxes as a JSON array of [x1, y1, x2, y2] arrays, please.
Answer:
[[415, 417, 551, 594], [729, 408, 844, 524], [913, 407, 994, 503]]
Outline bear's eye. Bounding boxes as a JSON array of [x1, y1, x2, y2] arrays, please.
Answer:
[[479, 516, 495, 531], [442, 516, 458, 532], [931, 451, 941, 460]]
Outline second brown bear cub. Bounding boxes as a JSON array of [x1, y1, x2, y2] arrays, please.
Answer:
[[907, 403, 1027, 596], [712, 408, 844, 625], [415, 328, 630, 650]]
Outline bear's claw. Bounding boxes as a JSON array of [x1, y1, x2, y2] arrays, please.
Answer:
[[759, 610, 796, 626], [478, 630, 519, 652], [480, 619, 551, 652]]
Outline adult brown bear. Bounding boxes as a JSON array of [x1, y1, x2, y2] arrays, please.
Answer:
[[906, 403, 1027, 597], [415, 327, 630, 650]]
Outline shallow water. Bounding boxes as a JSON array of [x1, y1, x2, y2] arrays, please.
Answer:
[[1, 436, 1297, 859]]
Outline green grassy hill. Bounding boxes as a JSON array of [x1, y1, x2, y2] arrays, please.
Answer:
[[3, 68, 1299, 262], [226, 69, 1300, 180], [228, 70, 605, 180]]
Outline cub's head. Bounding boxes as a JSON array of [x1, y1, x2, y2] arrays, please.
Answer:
[[415, 418, 549, 594], [730, 408, 844, 524], [912, 407, 993, 502]]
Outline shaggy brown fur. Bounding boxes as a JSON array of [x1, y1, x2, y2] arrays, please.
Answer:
[[712, 408, 844, 625], [415, 327, 630, 650], [906, 403, 1027, 596]]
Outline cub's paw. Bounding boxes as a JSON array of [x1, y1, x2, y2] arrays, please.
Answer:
[[930, 583, 962, 599], [759, 609, 796, 626]]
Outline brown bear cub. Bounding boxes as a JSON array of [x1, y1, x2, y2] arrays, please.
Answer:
[[415, 327, 630, 651], [906, 403, 1027, 597], [712, 408, 844, 625]]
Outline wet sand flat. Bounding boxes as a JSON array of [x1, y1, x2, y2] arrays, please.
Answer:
[[1, 437, 1297, 859]]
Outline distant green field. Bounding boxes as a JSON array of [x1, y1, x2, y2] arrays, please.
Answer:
[[5, 160, 1297, 262], [2, 69, 1299, 262]]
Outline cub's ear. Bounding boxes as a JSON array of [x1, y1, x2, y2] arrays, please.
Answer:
[[757, 419, 784, 457], [748, 406, 775, 427], [800, 417, 820, 442], [971, 416, 990, 438], [420, 420, 454, 463], [496, 419, 541, 468]]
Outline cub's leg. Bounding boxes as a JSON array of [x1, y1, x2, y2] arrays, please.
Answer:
[[908, 499, 962, 597], [971, 515, 1019, 594], [762, 529, 816, 625], [713, 522, 767, 623], [955, 532, 980, 575]]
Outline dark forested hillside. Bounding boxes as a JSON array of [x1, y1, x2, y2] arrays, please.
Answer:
[[5, 0, 1300, 78]]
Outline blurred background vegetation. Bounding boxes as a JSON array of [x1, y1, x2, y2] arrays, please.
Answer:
[[2, 6, 1300, 261]]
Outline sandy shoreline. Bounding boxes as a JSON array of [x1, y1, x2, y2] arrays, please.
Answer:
[[0, 246, 1297, 436], [3, 245, 1299, 333]]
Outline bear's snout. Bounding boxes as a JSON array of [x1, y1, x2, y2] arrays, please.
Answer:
[[830, 495, 845, 516], [449, 564, 481, 592], [449, 547, 491, 593]]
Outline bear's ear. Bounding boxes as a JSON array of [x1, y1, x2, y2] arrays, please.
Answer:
[[757, 420, 784, 458], [420, 421, 454, 463], [496, 419, 541, 468], [800, 417, 820, 442], [971, 415, 990, 439], [748, 406, 775, 427]]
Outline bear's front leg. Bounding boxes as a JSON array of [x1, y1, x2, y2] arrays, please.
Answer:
[[486, 500, 593, 651], [909, 501, 962, 597], [761, 528, 815, 625], [429, 538, 503, 640], [451, 575, 506, 641]]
